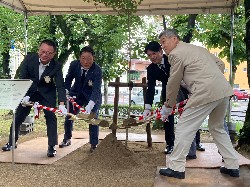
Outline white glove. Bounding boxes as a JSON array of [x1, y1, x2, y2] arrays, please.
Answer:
[[21, 96, 30, 107], [160, 105, 172, 122], [85, 100, 95, 114], [143, 104, 152, 119], [59, 105, 67, 115], [143, 109, 151, 119]]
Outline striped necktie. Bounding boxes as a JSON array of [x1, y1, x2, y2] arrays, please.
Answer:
[[159, 64, 167, 75]]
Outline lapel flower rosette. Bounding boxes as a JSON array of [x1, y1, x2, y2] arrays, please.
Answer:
[[88, 80, 93, 86], [44, 76, 51, 83]]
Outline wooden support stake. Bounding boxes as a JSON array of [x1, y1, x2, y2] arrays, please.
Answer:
[[108, 77, 150, 146], [142, 77, 152, 147], [111, 77, 120, 136]]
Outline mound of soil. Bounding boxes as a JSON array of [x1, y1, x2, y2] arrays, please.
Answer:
[[82, 133, 142, 170]]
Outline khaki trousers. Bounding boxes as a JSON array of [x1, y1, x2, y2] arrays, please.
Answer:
[[168, 97, 239, 172]]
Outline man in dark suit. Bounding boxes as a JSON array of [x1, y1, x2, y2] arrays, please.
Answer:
[[143, 41, 174, 154], [59, 46, 102, 152], [143, 41, 204, 156], [2, 39, 66, 157]]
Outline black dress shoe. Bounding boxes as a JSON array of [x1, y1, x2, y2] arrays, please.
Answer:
[[220, 166, 240, 177], [47, 145, 56, 157], [159, 168, 185, 179], [59, 139, 71, 148], [186, 155, 197, 160], [164, 146, 173, 154], [196, 143, 205, 151], [2, 143, 17, 151], [90, 145, 97, 153]]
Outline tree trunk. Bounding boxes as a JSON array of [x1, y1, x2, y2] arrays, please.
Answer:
[[103, 80, 109, 114], [1, 51, 11, 78], [162, 15, 166, 30], [182, 14, 198, 43], [238, 0, 250, 146]]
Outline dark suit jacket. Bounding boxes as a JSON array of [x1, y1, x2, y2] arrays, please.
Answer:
[[146, 54, 170, 105], [19, 54, 66, 107], [146, 54, 188, 105], [65, 60, 102, 108]]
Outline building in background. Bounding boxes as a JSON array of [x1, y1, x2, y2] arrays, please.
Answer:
[[210, 48, 249, 92], [9, 48, 23, 79]]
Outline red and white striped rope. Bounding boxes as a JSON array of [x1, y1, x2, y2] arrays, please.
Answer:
[[67, 96, 86, 113], [139, 99, 188, 121], [33, 102, 64, 119]]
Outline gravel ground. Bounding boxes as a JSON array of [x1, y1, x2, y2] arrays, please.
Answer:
[[0, 129, 249, 187]]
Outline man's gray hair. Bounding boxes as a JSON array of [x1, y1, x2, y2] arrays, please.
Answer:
[[159, 29, 180, 40]]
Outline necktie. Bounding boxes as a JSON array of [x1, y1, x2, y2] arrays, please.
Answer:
[[81, 69, 86, 83], [159, 64, 167, 75]]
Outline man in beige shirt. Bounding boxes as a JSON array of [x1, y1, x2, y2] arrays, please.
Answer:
[[158, 29, 239, 179]]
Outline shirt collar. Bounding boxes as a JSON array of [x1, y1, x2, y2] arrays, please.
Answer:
[[39, 58, 50, 66], [157, 58, 165, 67], [81, 67, 89, 71], [161, 58, 164, 65]]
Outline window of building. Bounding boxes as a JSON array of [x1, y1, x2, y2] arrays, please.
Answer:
[[243, 67, 247, 72]]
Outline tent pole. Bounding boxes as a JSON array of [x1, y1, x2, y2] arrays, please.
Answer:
[[227, 8, 234, 123], [125, 11, 132, 148], [24, 12, 28, 55]]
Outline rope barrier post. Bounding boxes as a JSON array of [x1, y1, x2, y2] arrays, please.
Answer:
[[142, 77, 152, 147]]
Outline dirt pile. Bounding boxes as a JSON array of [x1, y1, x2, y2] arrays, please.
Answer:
[[82, 133, 142, 170]]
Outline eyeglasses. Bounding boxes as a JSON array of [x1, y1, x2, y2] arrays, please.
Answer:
[[38, 50, 55, 56]]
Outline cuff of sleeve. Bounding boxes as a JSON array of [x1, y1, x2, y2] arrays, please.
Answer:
[[145, 104, 151, 110]]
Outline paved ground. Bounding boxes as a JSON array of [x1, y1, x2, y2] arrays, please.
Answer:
[[154, 166, 250, 187]]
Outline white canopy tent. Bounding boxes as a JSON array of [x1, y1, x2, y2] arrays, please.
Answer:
[[0, 0, 241, 164], [0, 0, 240, 16], [0, 1, 241, 110]]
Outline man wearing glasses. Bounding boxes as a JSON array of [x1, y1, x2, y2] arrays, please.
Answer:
[[2, 39, 66, 157]]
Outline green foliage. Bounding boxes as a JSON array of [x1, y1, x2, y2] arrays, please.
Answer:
[[99, 104, 165, 130], [0, 7, 24, 53], [83, 0, 143, 14], [165, 7, 246, 68], [232, 102, 241, 107], [26, 15, 53, 53], [238, 121, 250, 146], [100, 104, 144, 116], [129, 71, 140, 80], [152, 119, 164, 130], [195, 7, 246, 66], [235, 121, 244, 134], [0, 110, 13, 137], [129, 16, 161, 60]]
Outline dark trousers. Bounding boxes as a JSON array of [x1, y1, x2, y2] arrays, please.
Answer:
[[196, 130, 201, 144], [63, 95, 99, 146], [164, 114, 175, 147], [9, 93, 58, 146]]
